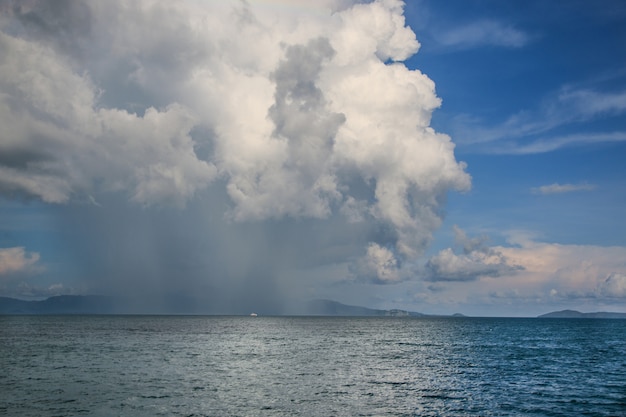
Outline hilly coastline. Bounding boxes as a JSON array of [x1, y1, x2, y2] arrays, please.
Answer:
[[0, 295, 117, 315], [537, 309, 626, 319], [2, 296, 625, 318], [0, 295, 428, 316]]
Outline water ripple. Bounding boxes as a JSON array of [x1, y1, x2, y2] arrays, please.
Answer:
[[1, 316, 625, 416]]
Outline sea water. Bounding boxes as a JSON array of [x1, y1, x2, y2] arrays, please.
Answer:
[[1, 315, 625, 416]]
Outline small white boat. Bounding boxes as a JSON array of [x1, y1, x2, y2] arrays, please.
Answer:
[[250, 313, 258, 317]]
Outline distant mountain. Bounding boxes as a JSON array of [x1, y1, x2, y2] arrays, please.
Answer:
[[0, 295, 116, 315], [538, 309, 626, 319], [305, 299, 426, 317], [0, 295, 431, 317], [0, 295, 212, 315]]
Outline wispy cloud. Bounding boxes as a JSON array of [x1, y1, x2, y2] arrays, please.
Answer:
[[453, 87, 626, 154], [531, 182, 596, 195], [435, 19, 530, 49], [559, 88, 626, 117], [499, 131, 626, 155]]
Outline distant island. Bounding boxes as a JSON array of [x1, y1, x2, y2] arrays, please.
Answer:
[[538, 309, 626, 319]]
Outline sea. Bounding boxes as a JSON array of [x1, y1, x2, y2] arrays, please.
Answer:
[[1, 316, 625, 417]]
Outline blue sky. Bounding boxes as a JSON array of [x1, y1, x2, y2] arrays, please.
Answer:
[[0, 0, 625, 316], [405, 0, 626, 249]]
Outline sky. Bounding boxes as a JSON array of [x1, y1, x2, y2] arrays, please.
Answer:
[[0, 0, 625, 316]]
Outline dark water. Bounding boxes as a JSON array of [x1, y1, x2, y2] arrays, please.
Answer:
[[1, 316, 625, 416]]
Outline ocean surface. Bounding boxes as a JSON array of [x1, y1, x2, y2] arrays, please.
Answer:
[[1, 316, 625, 417]]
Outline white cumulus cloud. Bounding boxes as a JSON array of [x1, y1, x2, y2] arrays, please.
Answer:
[[0, 31, 217, 206], [0, 0, 470, 286], [424, 226, 521, 282], [352, 243, 402, 284], [412, 230, 626, 315], [0, 247, 41, 277], [486, 239, 626, 304]]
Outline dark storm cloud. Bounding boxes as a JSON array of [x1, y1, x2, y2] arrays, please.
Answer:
[[4, 0, 93, 59], [54, 186, 381, 314]]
